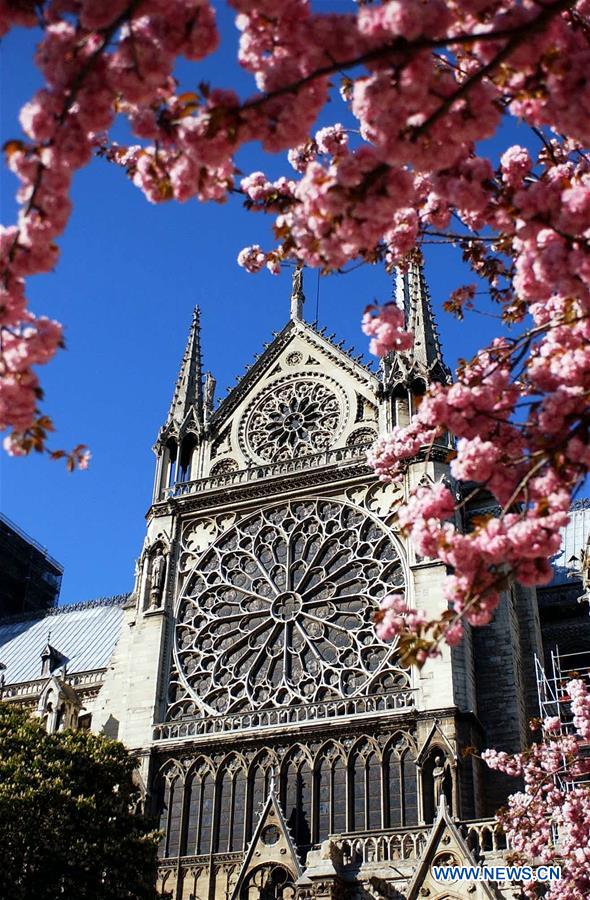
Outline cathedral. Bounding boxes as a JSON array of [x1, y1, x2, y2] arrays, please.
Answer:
[[1, 260, 582, 900]]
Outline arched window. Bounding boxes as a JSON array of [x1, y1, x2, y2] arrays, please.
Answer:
[[402, 750, 419, 825], [385, 747, 402, 828], [247, 757, 272, 840], [281, 753, 312, 852], [165, 439, 177, 489], [350, 746, 382, 832], [185, 767, 214, 856], [385, 740, 419, 827], [178, 435, 197, 483], [315, 749, 347, 843], [216, 763, 246, 853], [198, 773, 214, 854], [157, 773, 183, 858]]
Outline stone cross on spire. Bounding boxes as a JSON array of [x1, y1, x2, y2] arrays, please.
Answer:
[[167, 305, 204, 427], [290, 266, 305, 321]]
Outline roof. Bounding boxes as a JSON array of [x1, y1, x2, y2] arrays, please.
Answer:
[[0, 596, 128, 685]]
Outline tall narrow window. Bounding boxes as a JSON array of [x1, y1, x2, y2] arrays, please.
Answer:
[[402, 751, 419, 825], [198, 774, 214, 854], [166, 439, 177, 488], [216, 764, 246, 853], [230, 769, 246, 851], [157, 779, 171, 858], [247, 761, 269, 840], [186, 768, 213, 856], [366, 752, 381, 831], [216, 768, 231, 852], [317, 757, 330, 842], [178, 435, 197, 482], [282, 756, 311, 850], [351, 748, 381, 832], [316, 751, 347, 842], [332, 757, 346, 835], [352, 753, 364, 832], [160, 777, 183, 858], [386, 750, 402, 828]]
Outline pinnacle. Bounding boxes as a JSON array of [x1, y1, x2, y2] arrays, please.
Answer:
[[388, 251, 451, 389], [166, 304, 203, 429]]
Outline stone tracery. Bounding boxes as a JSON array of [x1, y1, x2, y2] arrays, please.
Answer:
[[171, 498, 407, 719], [241, 376, 346, 463]]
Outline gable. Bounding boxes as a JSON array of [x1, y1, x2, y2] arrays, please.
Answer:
[[207, 321, 381, 475]]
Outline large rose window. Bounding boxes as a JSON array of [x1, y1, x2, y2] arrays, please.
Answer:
[[172, 499, 407, 716], [241, 377, 345, 463]]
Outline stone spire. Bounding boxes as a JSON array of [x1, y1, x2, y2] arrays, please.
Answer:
[[387, 251, 451, 388], [290, 266, 305, 321], [167, 305, 203, 427]]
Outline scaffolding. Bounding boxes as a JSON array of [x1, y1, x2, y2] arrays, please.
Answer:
[[535, 649, 590, 791]]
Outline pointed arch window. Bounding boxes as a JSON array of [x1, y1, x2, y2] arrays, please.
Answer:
[[385, 747, 402, 828], [178, 434, 197, 483], [316, 750, 347, 843], [351, 746, 382, 832], [402, 750, 419, 825], [186, 767, 214, 856], [165, 439, 178, 489], [247, 757, 273, 840], [216, 763, 246, 853], [281, 754, 312, 851], [158, 773, 183, 858], [385, 741, 419, 827]]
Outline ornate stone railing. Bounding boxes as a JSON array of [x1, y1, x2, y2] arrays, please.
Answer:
[[161, 443, 373, 500], [335, 827, 430, 865], [158, 851, 242, 870], [2, 669, 106, 701], [153, 689, 416, 743], [462, 818, 511, 854], [332, 818, 509, 867]]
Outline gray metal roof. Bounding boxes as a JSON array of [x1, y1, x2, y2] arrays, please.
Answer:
[[0, 597, 127, 685]]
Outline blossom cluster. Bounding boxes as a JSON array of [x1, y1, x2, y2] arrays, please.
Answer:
[[3, 0, 590, 478], [483, 679, 590, 900]]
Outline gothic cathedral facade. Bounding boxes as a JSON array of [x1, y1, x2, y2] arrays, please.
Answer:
[[88, 263, 542, 900]]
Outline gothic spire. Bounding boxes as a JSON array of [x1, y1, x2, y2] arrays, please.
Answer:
[[388, 251, 451, 388], [167, 305, 203, 428], [290, 266, 305, 321]]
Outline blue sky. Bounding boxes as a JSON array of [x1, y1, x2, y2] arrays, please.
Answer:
[[1, 5, 526, 604]]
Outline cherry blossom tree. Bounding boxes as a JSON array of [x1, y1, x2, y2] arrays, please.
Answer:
[[482, 678, 590, 899], [1, 0, 590, 654], [3, 1, 590, 887]]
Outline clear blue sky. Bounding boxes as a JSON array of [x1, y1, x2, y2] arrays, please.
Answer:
[[1, 5, 531, 604]]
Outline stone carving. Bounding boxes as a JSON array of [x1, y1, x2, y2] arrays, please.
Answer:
[[150, 548, 167, 608], [433, 755, 446, 808], [242, 376, 346, 463], [346, 427, 377, 447], [171, 498, 406, 717], [210, 458, 239, 477], [204, 372, 216, 413]]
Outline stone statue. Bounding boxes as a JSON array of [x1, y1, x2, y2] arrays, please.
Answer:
[[149, 549, 167, 607], [290, 266, 304, 320], [433, 754, 446, 808], [204, 371, 216, 412]]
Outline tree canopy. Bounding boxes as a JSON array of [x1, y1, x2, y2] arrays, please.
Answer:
[[0, 702, 162, 900]]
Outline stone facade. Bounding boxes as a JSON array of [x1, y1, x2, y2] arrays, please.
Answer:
[[0, 265, 553, 900]]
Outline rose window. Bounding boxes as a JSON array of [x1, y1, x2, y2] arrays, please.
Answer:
[[172, 499, 407, 716], [242, 377, 345, 462]]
